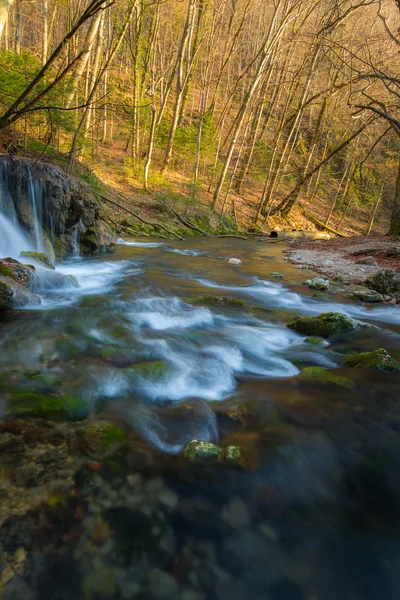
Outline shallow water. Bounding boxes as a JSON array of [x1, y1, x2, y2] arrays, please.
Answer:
[[1, 237, 400, 600]]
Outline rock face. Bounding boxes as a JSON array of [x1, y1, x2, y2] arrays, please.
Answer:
[[287, 312, 372, 338], [0, 258, 35, 287], [344, 348, 400, 372], [0, 156, 114, 257], [366, 269, 400, 296], [0, 275, 40, 309]]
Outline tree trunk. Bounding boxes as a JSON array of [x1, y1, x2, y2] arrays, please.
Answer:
[[389, 157, 400, 235], [0, 0, 14, 40]]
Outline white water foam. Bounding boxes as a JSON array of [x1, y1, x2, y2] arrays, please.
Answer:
[[127, 296, 214, 330], [116, 238, 165, 248]]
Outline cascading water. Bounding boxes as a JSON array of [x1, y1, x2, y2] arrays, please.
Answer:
[[26, 166, 46, 253], [0, 160, 34, 257]]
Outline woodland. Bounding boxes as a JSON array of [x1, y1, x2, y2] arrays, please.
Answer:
[[0, 0, 400, 236]]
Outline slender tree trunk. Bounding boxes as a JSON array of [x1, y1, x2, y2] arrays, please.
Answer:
[[367, 182, 384, 235], [389, 157, 400, 235], [42, 0, 49, 65], [0, 0, 14, 40]]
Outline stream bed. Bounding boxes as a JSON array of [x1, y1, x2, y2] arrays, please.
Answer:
[[1, 237, 400, 600]]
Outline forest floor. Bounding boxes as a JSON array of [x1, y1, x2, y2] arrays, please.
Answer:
[[287, 235, 400, 284]]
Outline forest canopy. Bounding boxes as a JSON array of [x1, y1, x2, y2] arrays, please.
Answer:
[[0, 0, 400, 234]]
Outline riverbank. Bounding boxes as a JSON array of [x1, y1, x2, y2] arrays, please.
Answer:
[[286, 235, 400, 284]]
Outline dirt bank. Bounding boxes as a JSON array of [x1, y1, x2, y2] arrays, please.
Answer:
[[286, 235, 400, 284]]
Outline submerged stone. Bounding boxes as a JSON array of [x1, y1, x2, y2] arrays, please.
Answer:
[[366, 269, 400, 295], [304, 277, 329, 291], [7, 392, 87, 421], [304, 337, 329, 347], [131, 360, 170, 379], [271, 272, 284, 279], [194, 296, 247, 308], [77, 422, 127, 459], [299, 367, 355, 389], [349, 290, 383, 303], [344, 348, 400, 372], [19, 251, 55, 270], [287, 312, 371, 338]]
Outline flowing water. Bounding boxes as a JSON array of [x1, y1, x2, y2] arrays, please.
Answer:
[[1, 237, 400, 599]]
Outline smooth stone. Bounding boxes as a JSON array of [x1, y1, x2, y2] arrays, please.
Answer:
[[304, 277, 329, 291], [222, 498, 250, 528], [228, 258, 242, 266]]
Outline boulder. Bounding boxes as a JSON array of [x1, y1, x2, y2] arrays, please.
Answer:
[[19, 251, 55, 269], [0, 275, 41, 310], [0, 258, 35, 287], [366, 269, 400, 295], [348, 289, 383, 303], [287, 312, 372, 338], [343, 348, 400, 372], [304, 277, 329, 291]]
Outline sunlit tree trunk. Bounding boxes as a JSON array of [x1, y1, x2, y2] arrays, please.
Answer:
[[0, 0, 14, 40]]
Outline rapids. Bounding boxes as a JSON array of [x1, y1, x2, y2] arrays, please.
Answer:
[[1, 236, 400, 600]]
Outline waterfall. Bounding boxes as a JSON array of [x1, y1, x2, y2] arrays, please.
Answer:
[[26, 167, 45, 252], [0, 158, 49, 259]]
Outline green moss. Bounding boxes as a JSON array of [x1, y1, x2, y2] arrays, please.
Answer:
[[299, 367, 355, 389], [287, 312, 367, 338], [182, 440, 243, 467], [7, 392, 87, 421], [130, 360, 170, 379], [0, 264, 15, 279], [19, 251, 55, 269], [78, 423, 126, 458], [349, 290, 383, 303], [194, 296, 248, 308], [304, 337, 329, 347], [344, 348, 400, 372], [182, 440, 223, 463], [0, 280, 14, 309]]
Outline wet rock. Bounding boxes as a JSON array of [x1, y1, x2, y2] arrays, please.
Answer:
[[130, 360, 170, 380], [303, 277, 329, 291], [77, 422, 126, 459], [349, 290, 383, 303], [182, 440, 222, 464], [295, 264, 313, 270], [366, 269, 400, 295], [299, 367, 354, 389], [0, 258, 35, 287], [0, 276, 41, 310], [287, 312, 372, 338], [303, 337, 329, 347], [333, 274, 350, 284], [181, 440, 243, 467], [19, 251, 54, 270], [7, 393, 88, 421], [343, 348, 400, 372], [82, 567, 117, 599], [228, 258, 242, 266], [355, 256, 378, 266], [222, 498, 250, 528], [194, 296, 247, 308], [271, 272, 284, 279], [147, 569, 179, 599]]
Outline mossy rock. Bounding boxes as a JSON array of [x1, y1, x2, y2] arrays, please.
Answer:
[[343, 348, 400, 372], [299, 367, 355, 389], [0, 279, 14, 309], [194, 296, 248, 309], [287, 312, 370, 339], [77, 422, 127, 459], [181, 440, 243, 467], [304, 337, 329, 347], [130, 360, 170, 379], [0, 259, 35, 287], [7, 392, 88, 421], [304, 277, 329, 291], [349, 290, 383, 303], [366, 270, 400, 295], [19, 251, 55, 270]]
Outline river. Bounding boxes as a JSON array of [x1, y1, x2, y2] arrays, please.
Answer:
[[1, 236, 400, 600]]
